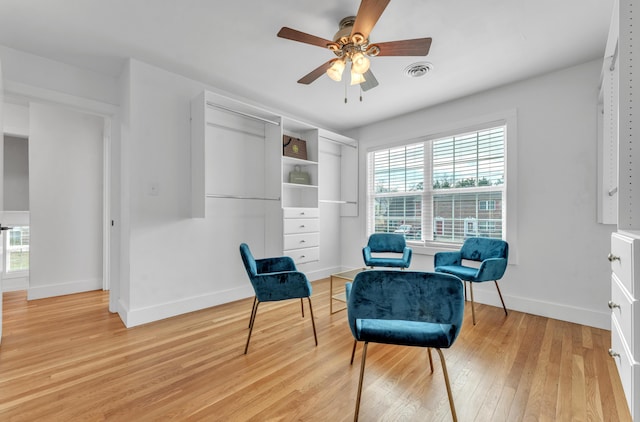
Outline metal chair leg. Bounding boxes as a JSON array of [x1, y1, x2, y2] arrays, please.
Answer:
[[469, 282, 477, 325], [350, 340, 358, 365], [435, 348, 458, 422], [354, 342, 369, 422], [463, 281, 468, 301], [494, 280, 508, 316], [307, 297, 318, 346], [244, 300, 260, 354], [248, 296, 257, 328], [300, 298, 305, 318], [427, 348, 434, 373]]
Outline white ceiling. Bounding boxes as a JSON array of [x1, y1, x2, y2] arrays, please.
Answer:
[[0, 0, 613, 132]]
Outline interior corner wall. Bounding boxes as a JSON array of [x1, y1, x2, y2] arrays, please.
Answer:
[[120, 59, 259, 327], [346, 59, 615, 329]]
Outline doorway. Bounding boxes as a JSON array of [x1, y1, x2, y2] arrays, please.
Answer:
[[2, 97, 113, 301], [2, 134, 29, 291]]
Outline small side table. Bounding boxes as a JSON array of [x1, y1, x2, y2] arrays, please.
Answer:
[[330, 268, 367, 314]]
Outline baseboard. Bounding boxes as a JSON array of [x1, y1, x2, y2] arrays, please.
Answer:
[[2, 275, 29, 292], [27, 278, 103, 300], [307, 266, 344, 282], [121, 285, 255, 328], [470, 286, 610, 330]]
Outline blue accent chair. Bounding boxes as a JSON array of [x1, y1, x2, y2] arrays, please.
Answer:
[[345, 270, 465, 422], [239, 243, 317, 354], [362, 233, 412, 269], [434, 237, 509, 325]]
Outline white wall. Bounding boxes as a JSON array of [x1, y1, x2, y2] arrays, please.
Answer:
[[28, 103, 104, 299], [117, 59, 346, 326], [345, 59, 615, 329]]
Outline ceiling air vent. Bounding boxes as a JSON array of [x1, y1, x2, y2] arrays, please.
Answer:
[[404, 62, 434, 78]]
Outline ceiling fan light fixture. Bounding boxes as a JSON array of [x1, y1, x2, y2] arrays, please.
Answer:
[[326, 59, 346, 81], [351, 52, 370, 74], [350, 69, 366, 85]]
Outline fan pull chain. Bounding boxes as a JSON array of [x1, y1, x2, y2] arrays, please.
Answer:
[[360, 85, 363, 102], [344, 77, 348, 104]]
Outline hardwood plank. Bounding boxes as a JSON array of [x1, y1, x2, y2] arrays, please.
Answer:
[[0, 280, 632, 421]]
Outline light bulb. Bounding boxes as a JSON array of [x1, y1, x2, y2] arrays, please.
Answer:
[[350, 69, 366, 85], [351, 52, 370, 74], [326, 59, 345, 82]]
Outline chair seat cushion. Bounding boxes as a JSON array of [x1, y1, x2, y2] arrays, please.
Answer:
[[355, 319, 458, 348], [365, 257, 409, 268], [435, 264, 479, 281]]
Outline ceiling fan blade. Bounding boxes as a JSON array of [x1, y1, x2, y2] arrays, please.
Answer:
[[297, 60, 336, 84], [277, 27, 334, 48], [351, 0, 390, 40], [374, 38, 432, 56], [360, 69, 379, 92]]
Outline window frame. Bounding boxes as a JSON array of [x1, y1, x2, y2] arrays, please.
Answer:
[[365, 111, 518, 261]]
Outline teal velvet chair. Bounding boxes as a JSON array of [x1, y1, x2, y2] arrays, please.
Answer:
[[345, 270, 464, 422], [239, 243, 317, 354], [434, 237, 509, 325], [362, 233, 412, 269]]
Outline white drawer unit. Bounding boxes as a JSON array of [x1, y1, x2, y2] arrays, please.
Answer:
[[285, 247, 320, 265], [283, 207, 319, 219], [609, 230, 640, 421], [284, 232, 319, 251], [283, 217, 319, 235], [283, 207, 320, 265]]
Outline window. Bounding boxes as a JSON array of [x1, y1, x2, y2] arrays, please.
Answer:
[[368, 125, 506, 245], [6, 226, 29, 273]]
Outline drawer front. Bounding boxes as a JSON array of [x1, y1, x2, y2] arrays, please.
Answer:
[[285, 247, 319, 265], [611, 316, 637, 420], [611, 273, 639, 356], [611, 233, 636, 296], [283, 218, 319, 234], [284, 232, 319, 251], [283, 207, 319, 219]]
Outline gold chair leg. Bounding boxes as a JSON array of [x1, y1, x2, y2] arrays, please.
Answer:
[[469, 282, 477, 325], [435, 348, 458, 422], [307, 297, 318, 346], [494, 280, 508, 316], [244, 300, 260, 354], [300, 298, 305, 318], [248, 296, 257, 328], [354, 342, 369, 422], [350, 340, 358, 365], [427, 348, 434, 373], [463, 281, 467, 301]]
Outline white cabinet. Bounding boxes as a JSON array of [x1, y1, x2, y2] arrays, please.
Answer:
[[283, 207, 319, 265], [190, 90, 358, 271], [609, 231, 640, 421], [602, 2, 640, 417]]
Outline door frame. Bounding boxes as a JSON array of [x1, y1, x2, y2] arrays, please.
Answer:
[[3, 80, 118, 303]]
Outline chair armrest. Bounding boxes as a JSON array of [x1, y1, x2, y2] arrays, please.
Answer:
[[256, 256, 297, 274], [345, 282, 353, 301], [402, 247, 412, 265], [252, 271, 311, 301], [475, 258, 508, 281], [434, 251, 461, 267], [362, 246, 372, 264]]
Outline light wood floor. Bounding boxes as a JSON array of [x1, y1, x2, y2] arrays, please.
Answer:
[[0, 279, 631, 421]]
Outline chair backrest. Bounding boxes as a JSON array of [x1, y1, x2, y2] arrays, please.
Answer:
[[367, 233, 407, 253], [239, 243, 257, 277], [460, 237, 508, 262], [347, 270, 464, 337]]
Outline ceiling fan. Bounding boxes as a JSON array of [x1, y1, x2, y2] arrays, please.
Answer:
[[277, 0, 432, 94]]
